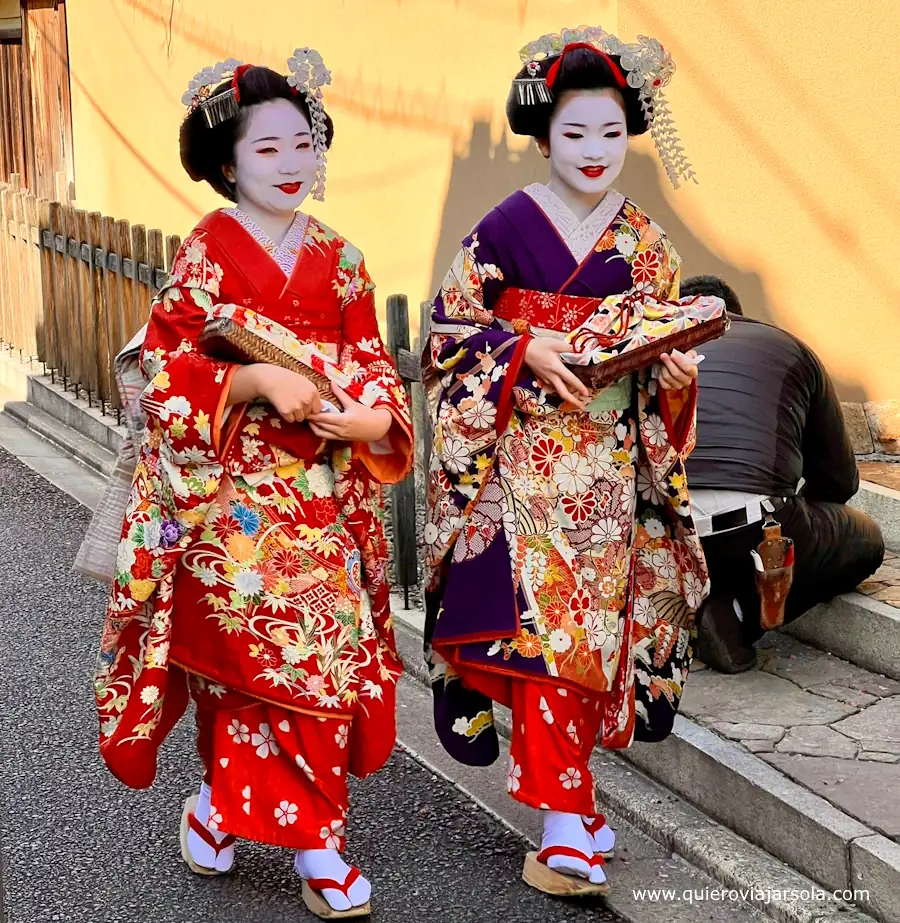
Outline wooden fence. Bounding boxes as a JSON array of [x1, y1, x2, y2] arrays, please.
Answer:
[[0, 172, 181, 415], [0, 172, 429, 602]]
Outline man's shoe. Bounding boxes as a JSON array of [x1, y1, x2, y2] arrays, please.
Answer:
[[696, 596, 758, 674]]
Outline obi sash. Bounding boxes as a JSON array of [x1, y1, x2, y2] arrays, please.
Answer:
[[493, 287, 729, 389], [493, 287, 600, 333]]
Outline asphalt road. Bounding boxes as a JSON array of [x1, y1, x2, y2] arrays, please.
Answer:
[[0, 446, 621, 923]]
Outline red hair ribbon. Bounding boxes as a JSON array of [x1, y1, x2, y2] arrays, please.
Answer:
[[231, 63, 253, 102], [545, 42, 627, 92]]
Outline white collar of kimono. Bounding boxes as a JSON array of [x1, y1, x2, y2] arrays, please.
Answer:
[[222, 207, 310, 277], [524, 184, 626, 264]]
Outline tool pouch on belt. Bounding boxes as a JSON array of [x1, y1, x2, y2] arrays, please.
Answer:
[[751, 520, 795, 630]]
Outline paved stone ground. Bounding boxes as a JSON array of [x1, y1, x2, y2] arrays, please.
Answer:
[[684, 634, 900, 842], [856, 550, 900, 607], [0, 446, 626, 923]]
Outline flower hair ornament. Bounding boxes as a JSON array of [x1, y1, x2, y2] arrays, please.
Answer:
[[180, 47, 333, 201], [181, 58, 246, 128], [285, 47, 332, 201], [515, 26, 695, 188]]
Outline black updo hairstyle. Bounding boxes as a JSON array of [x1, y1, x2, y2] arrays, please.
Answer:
[[179, 65, 335, 202], [506, 46, 649, 141]]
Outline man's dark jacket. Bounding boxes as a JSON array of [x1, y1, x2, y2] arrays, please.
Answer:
[[685, 315, 858, 503]]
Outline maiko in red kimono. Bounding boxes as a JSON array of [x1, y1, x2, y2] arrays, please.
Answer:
[[95, 208, 412, 850]]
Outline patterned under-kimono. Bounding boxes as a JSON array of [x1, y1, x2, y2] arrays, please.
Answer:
[[94, 208, 413, 849], [424, 184, 710, 813]]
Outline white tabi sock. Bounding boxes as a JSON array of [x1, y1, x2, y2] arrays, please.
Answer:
[[541, 811, 603, 882], [187, 781, 235, 873], [294, 849, 371, 912], [582, 814, 616, 856], [195, 781, 213, 824]]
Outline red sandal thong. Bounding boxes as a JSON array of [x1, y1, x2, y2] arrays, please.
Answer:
[[300, 865, 372, 919]]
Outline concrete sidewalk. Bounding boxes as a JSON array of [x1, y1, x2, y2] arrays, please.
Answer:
[[1, 353, 896, 923], [0, 444, 633, 923], [0, 413, 839, 923]]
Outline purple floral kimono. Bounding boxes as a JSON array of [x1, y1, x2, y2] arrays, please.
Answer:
[[423, 184, 710, 766]]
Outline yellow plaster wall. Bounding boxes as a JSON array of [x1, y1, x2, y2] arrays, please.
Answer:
[[65, 0, 899, 400], [0, 0, 21, 37]]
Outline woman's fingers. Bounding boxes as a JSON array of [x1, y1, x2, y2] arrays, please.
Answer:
[[662, 351, 698, 381], [659, 352, 680, 377], [555, 363, 590, 398], [330, 383, 355, 409], [657, 352, 695, 390], [548, 374, 587, 410]]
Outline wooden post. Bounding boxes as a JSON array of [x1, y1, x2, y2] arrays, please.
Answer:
[[89, 212, 109, 406], [54, 171, 70, 205], [131, 223, 150, 332], [0, 186, 11, 348], [116, 219, 135, 345], [24, 194, 43, 362], [165, 234, 181, 272], [48, 201, 67, 380], [148, 229, 164, 293], [415, 299, 433, 480], [101, 215, 122, 409], [61, 202, 79, 390], [38, 198, 55, 370], [12, 188, 31, 358], [386, 293, 418, 608], [75, 209, 98, 402]]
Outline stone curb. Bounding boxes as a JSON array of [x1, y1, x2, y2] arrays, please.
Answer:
[[852, 838, 900, 923], [851, 480, 900, 553], [786, 593, 900, 682], [0, 353, 125, 461], [389, 601, 890, 923], [2, 399, 118, 478]]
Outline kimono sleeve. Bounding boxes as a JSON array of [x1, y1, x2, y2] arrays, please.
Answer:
[[651, 237, 698, 457], [425, 218, 531, 441], [140, 231, 238, 461], [338, 246, 413, 484], [109, 231, 238, 614]]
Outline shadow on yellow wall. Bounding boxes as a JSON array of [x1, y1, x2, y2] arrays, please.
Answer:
[[63, 0, 899, 402]]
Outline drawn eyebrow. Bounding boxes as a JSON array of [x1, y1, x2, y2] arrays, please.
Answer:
[[251, 132, 312, 143], [562, 121, 624, 128]]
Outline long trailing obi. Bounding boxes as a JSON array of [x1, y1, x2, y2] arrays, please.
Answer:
[[92, 208, 413, 789], [423, 185, 714, 762]]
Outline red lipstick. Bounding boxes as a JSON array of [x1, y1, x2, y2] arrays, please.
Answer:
[[277, 182, 302, 194], [580, 166, 607, 178]]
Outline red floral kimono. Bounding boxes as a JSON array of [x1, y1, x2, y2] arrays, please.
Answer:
[[94, 208, 412, 849]]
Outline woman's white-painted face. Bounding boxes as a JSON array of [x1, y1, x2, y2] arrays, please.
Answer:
[[542, 89, 628, 197], [225, 98, 317, 216]]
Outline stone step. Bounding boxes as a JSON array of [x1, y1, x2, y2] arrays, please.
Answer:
[[626, 633, 900, 922], [1, 398, 118, 478], [392, 605, 899, 923], [0, 351, 125, 461], [853, 466, 900, 552], [785, 550, 900, 681]]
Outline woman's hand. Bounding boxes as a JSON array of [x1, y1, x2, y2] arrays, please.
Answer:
[[658, 349, 700, 391], [523, 337, 590, 410], [250, 364, 323, 422], [307, 385, 393, 442]]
